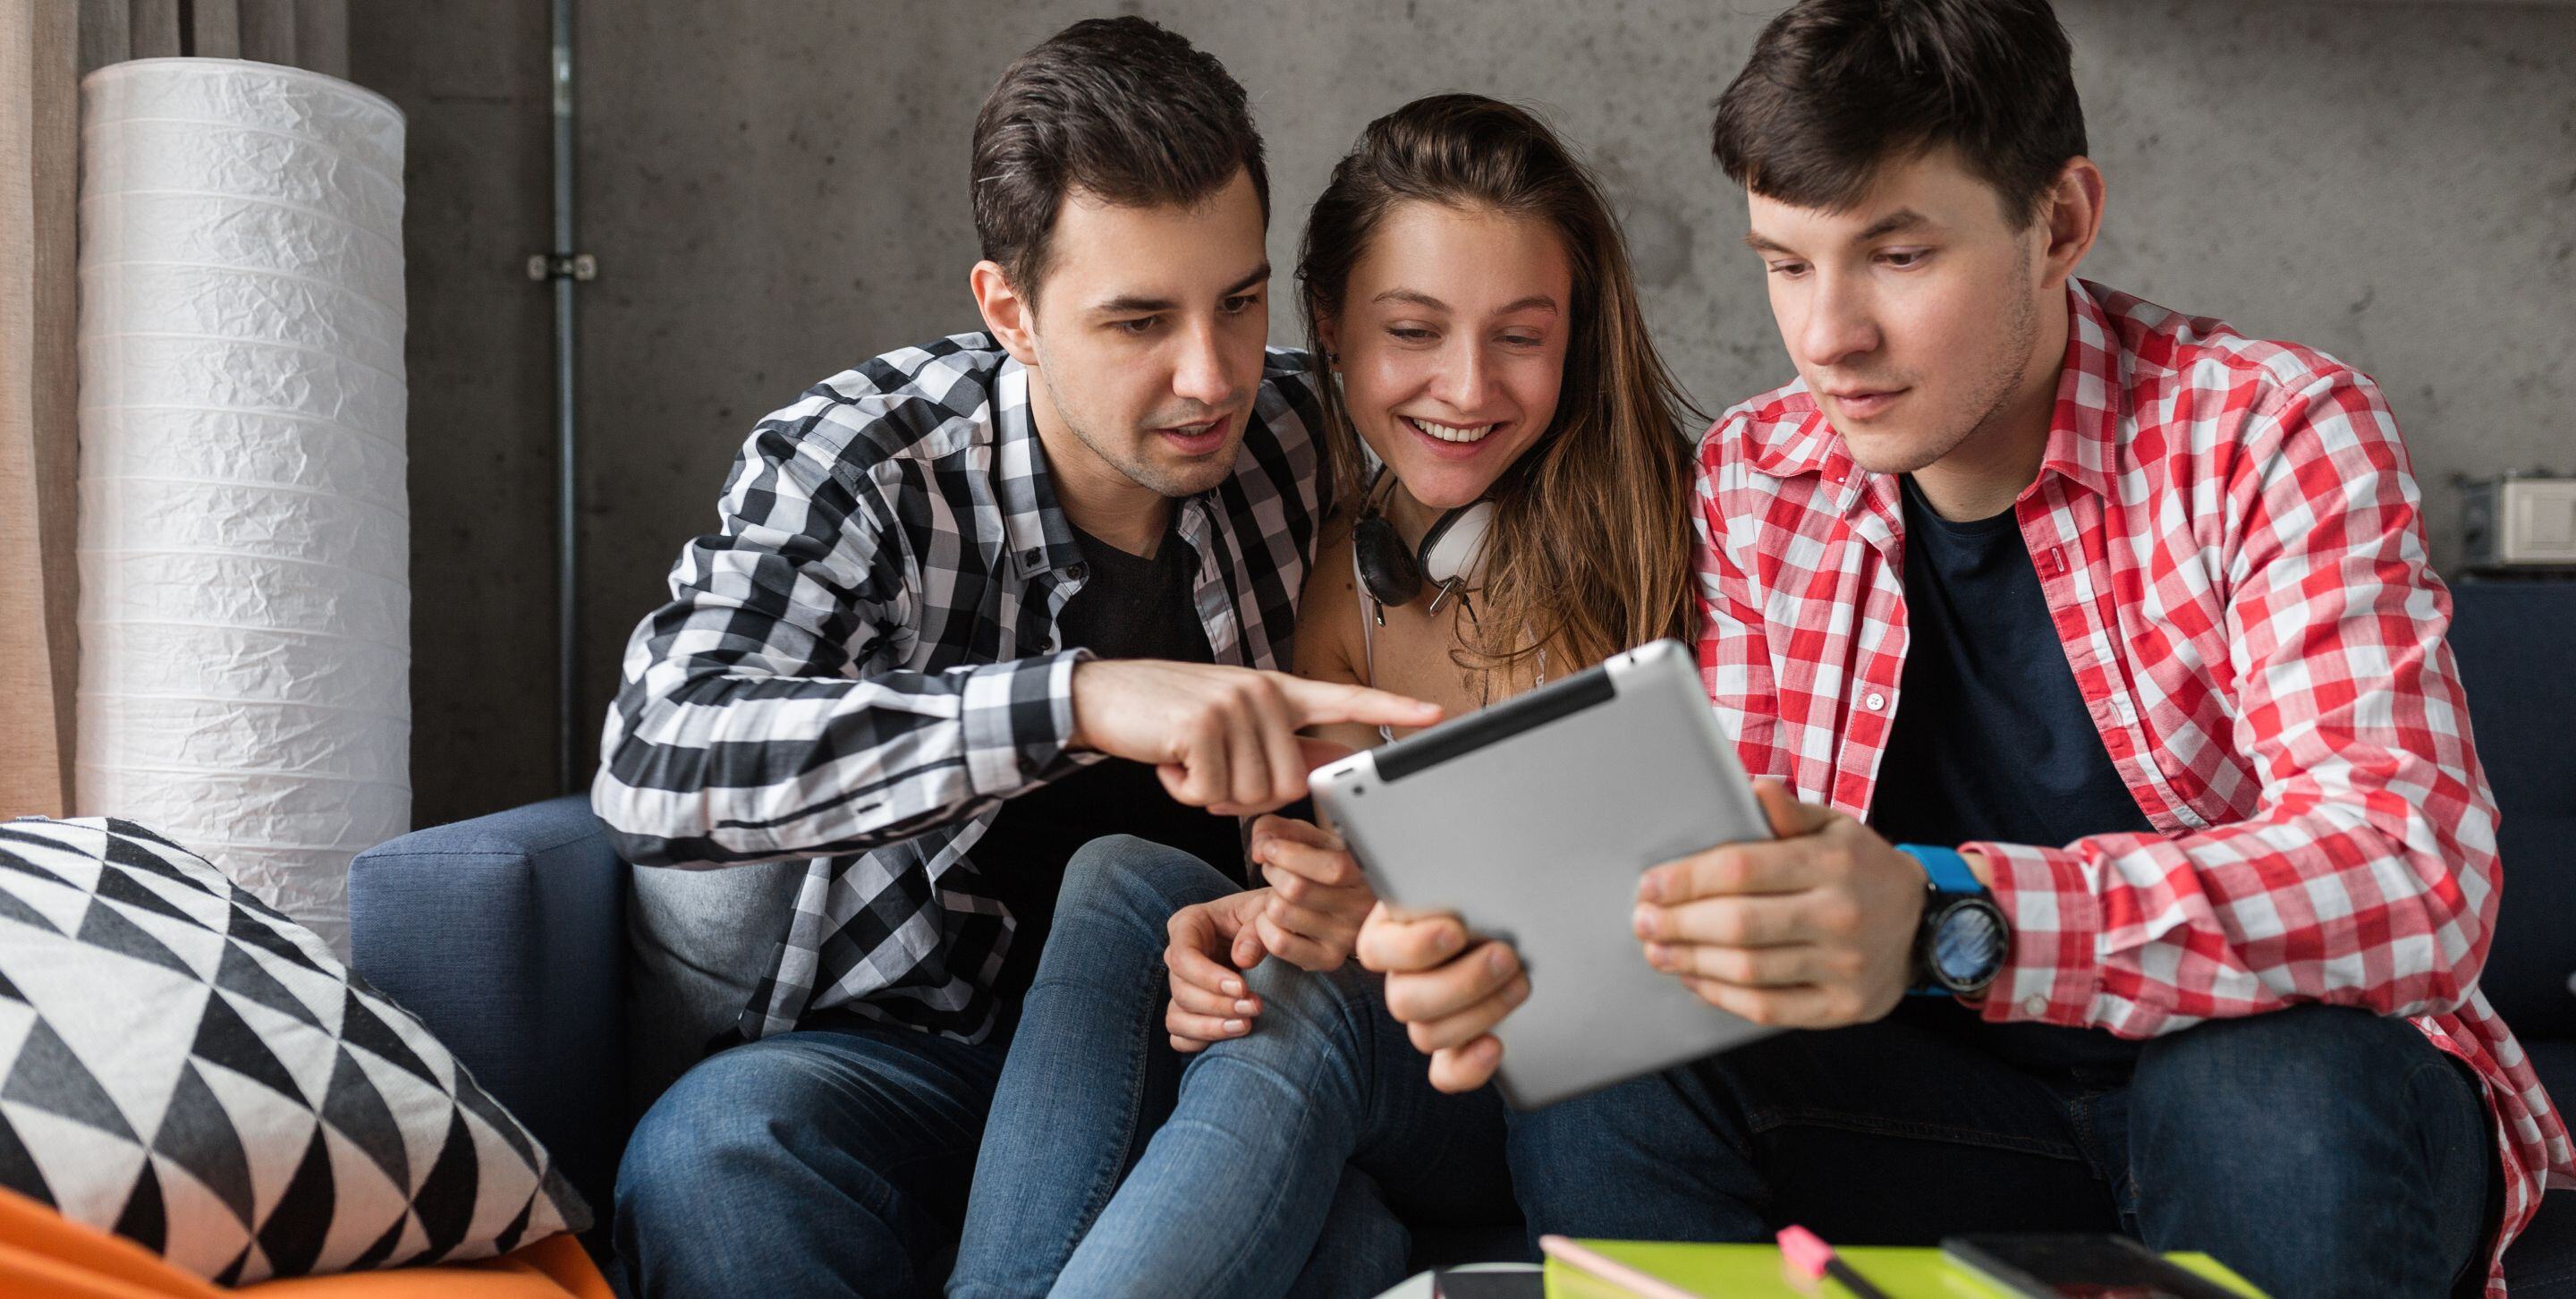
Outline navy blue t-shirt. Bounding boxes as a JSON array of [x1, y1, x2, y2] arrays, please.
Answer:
[[1868, 475, 2152, 1073]]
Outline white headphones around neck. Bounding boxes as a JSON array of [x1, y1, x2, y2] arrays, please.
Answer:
[[1352, 467, 1495, 620]]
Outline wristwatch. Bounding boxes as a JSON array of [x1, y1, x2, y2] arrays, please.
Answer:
[[1894, 845, 2007, 998]]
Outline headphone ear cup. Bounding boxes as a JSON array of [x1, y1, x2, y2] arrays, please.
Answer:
[[1353, 514, 1424, 607], [1417, 502, 1495, 588]]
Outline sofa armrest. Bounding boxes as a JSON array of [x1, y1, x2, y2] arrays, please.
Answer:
[[349, 795, 630, 1221]]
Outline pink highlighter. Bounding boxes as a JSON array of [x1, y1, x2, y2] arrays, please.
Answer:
[[1778, 1225, 1896, 1299]]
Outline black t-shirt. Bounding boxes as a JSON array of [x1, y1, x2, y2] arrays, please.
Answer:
[[971, 523, 1249, 1025], [1868, 475, 2153, 1074]]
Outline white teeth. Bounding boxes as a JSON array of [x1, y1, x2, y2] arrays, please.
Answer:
[[1406, 416, 1496, 444]]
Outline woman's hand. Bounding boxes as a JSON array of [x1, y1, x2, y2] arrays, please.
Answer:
[[1163, 889, 1273, 1052], [1250, 814, 1377, 971]]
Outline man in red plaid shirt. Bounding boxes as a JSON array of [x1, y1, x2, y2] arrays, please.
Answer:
[[1360, 1, 2571, 1293]]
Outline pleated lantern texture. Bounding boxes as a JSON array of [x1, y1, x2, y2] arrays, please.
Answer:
[[75, 59, 411, 955]]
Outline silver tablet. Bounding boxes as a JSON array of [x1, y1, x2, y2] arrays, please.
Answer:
[[1308, 638, 1780, 1110]]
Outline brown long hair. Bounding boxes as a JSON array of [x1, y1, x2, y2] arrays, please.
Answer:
[[1298, 94, 1700, 677]]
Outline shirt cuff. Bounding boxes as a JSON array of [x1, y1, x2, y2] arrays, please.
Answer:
[[1962, 840, 2103, 1027], [959, 650, 1093, 799]]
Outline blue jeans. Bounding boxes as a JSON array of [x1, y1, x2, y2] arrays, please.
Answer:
[[948, 836, 1517, 1299], [614, 1017, 1008, 1298], [1511, 1000, 2497, 1298]]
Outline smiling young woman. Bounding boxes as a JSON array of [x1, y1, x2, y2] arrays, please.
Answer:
[[1301, 94, 1699, 693]]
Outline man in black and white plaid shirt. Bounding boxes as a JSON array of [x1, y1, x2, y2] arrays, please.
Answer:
[[594, 18, 1434, 1298]]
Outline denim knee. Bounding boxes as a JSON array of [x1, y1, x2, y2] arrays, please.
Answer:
[[2127, 1005, 2493, 1293], [1241, 958, 1377, 1033], [615, 1047, 800, 1223], [1059, 834, 1240, 933], [2127, 1002, 2488, 1217], [2131, 1003, 2444, 1156], [614, 1053, 786, 1269], [1199, 960, 1383, 1101]]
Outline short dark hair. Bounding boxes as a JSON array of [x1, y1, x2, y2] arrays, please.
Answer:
[[1711, 0, 2086, 225], [970, 17, 1269, 302]]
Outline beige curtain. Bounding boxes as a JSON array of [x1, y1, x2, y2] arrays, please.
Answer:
[[0, 0, 348, 818], [0, 1, 78, 818]]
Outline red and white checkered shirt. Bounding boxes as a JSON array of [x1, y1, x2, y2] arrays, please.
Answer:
[[1695, 279, 2570, 1293]]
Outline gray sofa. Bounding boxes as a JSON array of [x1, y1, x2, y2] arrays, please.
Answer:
[[350, 580, 2576, 1290]]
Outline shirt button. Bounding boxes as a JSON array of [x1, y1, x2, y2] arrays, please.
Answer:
[[2023, 995, 2048, 1017], [1864, 692, 1886, 711]]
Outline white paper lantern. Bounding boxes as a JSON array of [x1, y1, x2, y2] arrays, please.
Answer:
[[75, 59, 410, 955]]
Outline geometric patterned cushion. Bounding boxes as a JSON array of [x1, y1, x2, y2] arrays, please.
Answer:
[[0, 818, 589, 1283]]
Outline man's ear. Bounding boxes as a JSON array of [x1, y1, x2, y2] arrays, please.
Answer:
[[2037, 157, 2106, 289], [970, 259, 1041, 367]]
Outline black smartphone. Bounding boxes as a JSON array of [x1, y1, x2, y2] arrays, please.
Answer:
[[1430, 1267, 1545, 1299], [1942, 1234, 2249, 1299]]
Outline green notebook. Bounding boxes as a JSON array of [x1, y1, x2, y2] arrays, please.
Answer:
[[1543, 1239, 2265, 1298]]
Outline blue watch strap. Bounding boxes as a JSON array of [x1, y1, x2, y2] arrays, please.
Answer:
[[1894, 844, 1979, 895], [1897, 844, 1987, 998]]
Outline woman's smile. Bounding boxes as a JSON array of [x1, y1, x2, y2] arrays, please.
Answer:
[[1400, 414, 1509, 460]]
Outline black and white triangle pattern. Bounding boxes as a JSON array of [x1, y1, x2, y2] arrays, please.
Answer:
[[0, 818, 589, 1283]]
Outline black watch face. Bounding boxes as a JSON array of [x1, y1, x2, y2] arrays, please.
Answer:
[[1931, 901, 2006, 990]]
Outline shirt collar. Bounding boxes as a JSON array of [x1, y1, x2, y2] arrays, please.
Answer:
[[2030, 278, 2124, 504], [1748, 279, 2127, 505], [1743, 376, 1841, 480], [991, 357, 1088, 580]]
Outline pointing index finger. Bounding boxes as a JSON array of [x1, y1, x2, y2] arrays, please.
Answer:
[[1275, 676, 1443, 731]]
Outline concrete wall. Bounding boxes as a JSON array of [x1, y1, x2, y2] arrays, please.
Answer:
[[360, 1, 2576, 827], [352, 2, 556, 824]]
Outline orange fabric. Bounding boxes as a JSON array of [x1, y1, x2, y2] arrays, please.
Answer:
[[0, 1185, 611, 1299]]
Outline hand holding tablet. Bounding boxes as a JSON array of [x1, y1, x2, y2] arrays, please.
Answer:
[[1631, 781, 1930, 1032], [1314, 639, 1784, 1108]]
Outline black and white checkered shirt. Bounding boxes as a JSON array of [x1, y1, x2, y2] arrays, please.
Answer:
[[592, 333, 1327, 1043]]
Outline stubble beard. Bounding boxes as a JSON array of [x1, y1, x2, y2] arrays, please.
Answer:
[[1877, 265, 2044, 478], [1033, 357, 1239, 502]]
